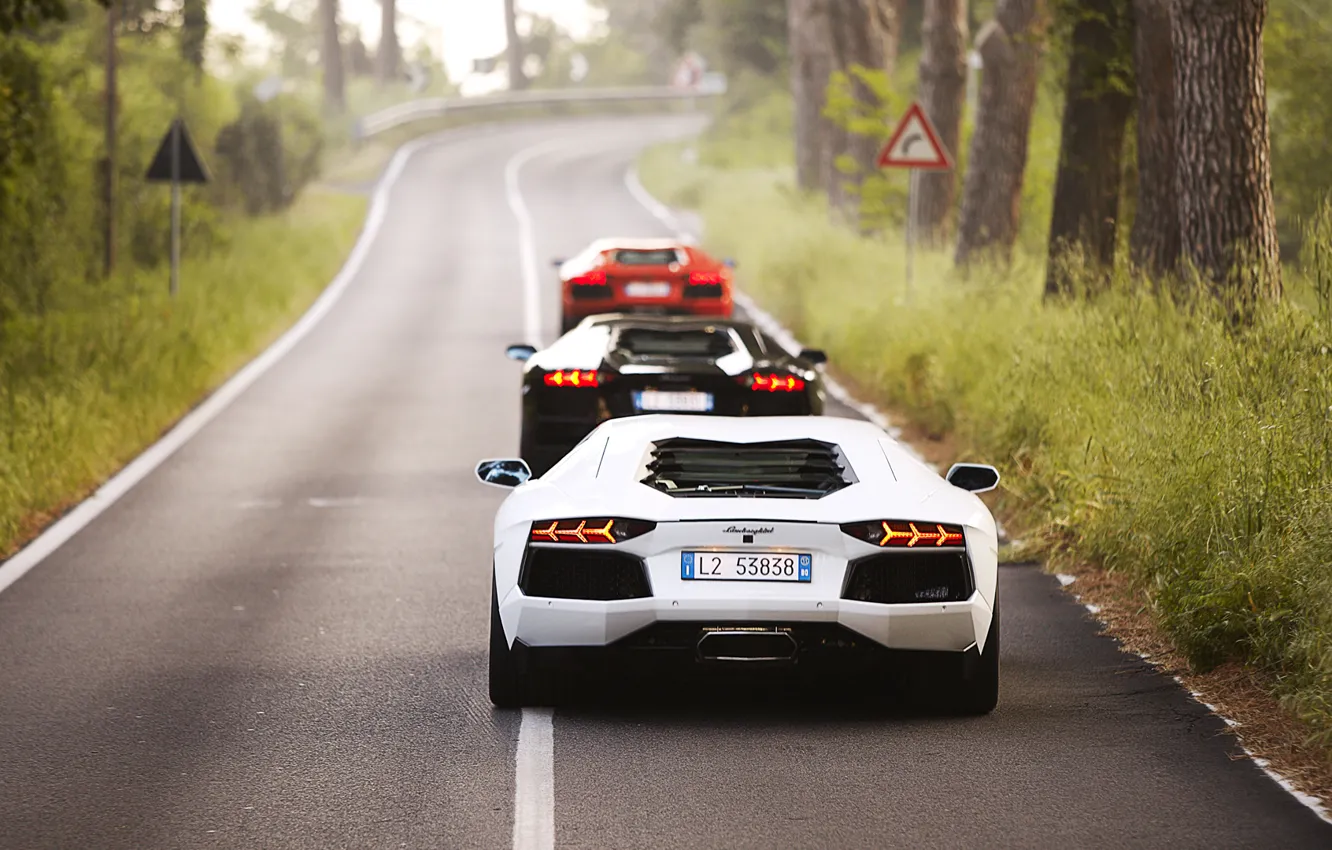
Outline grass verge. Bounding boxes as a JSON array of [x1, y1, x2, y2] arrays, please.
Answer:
[[0, 188, 368, 558], [638, 116, 1332, 780]]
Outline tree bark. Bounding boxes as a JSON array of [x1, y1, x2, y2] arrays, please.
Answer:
[[823, 0, 899, 216], [788, 0, 833, 192], [319, 0, 345, 113], [954, 0, 1046, 265], [504, 0, 526, 91], [915, 0, 968, 245], [377, 0, 399, 88], [1172, 0, 1280, 301], [1128, 0, 1178, 277], [1044, 0, 1134, 296]]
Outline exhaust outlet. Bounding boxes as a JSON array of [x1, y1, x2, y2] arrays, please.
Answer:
[[697, 628, 798, 663]]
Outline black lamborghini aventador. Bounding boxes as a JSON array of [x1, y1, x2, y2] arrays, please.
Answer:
[[504, 314, 829, 474]]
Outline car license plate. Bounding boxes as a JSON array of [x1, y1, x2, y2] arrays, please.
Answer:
[[635, 390, 714, 412], [681, 552, 812, 582], [624, 281, 672, 298]]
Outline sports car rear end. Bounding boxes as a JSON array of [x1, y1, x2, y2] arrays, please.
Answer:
[[559, 242, 733, 331], [518, 320, 824, 473], [485, 419, 1001, 712]]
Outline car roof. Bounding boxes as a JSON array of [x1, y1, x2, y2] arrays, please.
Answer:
[[584, 314, 747, 332], [588, 237, 690, 252]]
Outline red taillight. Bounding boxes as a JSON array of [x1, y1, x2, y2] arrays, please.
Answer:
[[543, 369, 599, 388], [529, 517, 656, 544], [749, 372, 805, 392], [688, 271, 724, 285], [570, 270, 607, 285], [840, 520, 966, 548]]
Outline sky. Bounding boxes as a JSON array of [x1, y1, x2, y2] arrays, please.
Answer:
[[208, 0, 601, 82]]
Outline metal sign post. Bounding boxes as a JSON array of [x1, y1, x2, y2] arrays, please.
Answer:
[[145, 118, 209, 296], [170, 123, 181, 297], [906, 170, 920, 297], [876, 102, 953, 301]]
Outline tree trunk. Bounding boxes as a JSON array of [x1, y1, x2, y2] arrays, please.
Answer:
[[377, 0, 399, 88], [504, 0, 526, 91], [788, 0, 833, 192], [180, 0, 207, 73], [915, 0, 968, 245], [823, 0, 899, 216], [319, 0, 345, 113], [1043, 0, 1134, 296], [1172, 0, 1280, 301], [1129, 0, 1179, 277], [954, 0, 1046, 265]]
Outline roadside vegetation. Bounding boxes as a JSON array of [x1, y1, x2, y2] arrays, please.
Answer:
[[629, 0, 1332, 766], [0, 1, 369, 557]]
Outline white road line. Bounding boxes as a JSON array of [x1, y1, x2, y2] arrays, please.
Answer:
[[512, 708, 555, 850], [504, 137, 574, 850], [623, 166, 684, 235], [0, 132, 441, 598], [506, 139, 573, 349]]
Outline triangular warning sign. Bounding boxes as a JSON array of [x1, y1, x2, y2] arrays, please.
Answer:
[[145, 118, 210, 184], [877, 102, 952, 170]]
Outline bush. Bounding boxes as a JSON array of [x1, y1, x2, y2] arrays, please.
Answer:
[[0, 35, 73, 317], [215, 94, 324, 216]]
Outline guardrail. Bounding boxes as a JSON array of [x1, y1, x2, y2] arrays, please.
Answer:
[[353, 82, 727, 140]]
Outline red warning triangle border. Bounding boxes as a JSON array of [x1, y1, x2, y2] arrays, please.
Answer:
[[877, 101, 953, 170]]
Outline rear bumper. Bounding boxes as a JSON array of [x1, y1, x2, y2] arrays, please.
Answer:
[[499, 588, 991, 654], [563, 295, 733, 320]]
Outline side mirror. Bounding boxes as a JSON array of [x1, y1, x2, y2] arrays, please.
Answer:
[[945, 463, 1000, 494], [723, 258, 737, 268], [475, 458, 533, 489], [506, 343, 537, 361], [799, 348, 827, 365]]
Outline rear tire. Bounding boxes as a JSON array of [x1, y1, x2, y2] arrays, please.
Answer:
[[946, 599, 999, 715], [489, 574, 525, 708]]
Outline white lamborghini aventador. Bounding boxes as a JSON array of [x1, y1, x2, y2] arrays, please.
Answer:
[[474, 414, 1002, 713]]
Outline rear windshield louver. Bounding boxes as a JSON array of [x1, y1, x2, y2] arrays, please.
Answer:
[[641, 438, 853, 498]]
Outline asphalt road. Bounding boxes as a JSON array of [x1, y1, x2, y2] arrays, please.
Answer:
[[0, 115, 1328, 850]]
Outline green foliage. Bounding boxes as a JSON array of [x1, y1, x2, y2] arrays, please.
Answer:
[[691, 0, 787, 77], [589, 0, 787, 83], [1267, 0, 1332, 249], [0, 0, 74, 33], [179, 0, 205, 70], [824, 62, 911, 230], [215, 95, 324, 215], [249, 0, 319, 78], [0, 5, 372, 560], [0, 35, 70, 318], [641, 120, 1332, 746], [0, 191, 367, 558]]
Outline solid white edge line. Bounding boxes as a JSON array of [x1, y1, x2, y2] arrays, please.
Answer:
[[621, 162, 1332, 828], [0, 132, 444, 598], [512, 708, 555, 850]]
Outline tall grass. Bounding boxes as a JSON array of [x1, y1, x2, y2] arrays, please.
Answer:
[[0, 189, 368, 556], [640, 139, 1332, 747]]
